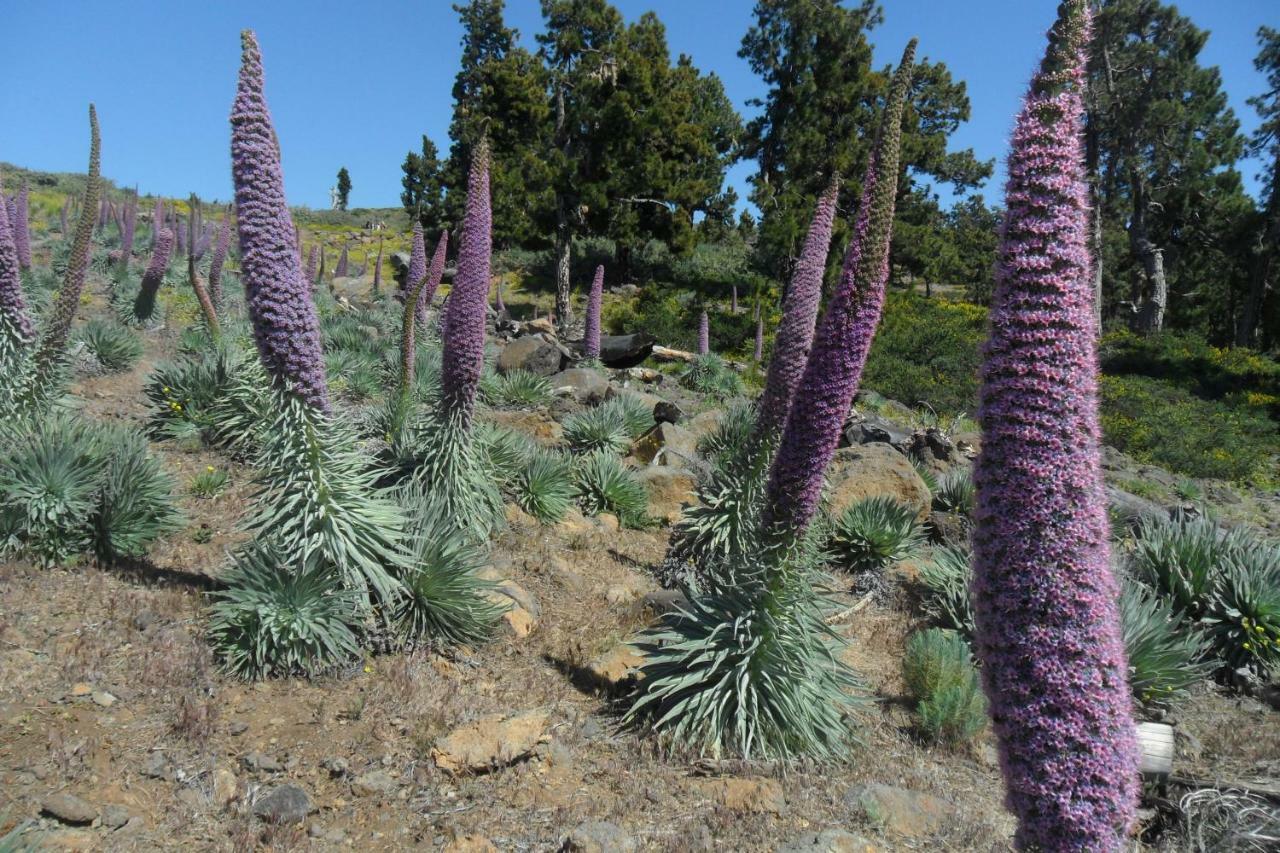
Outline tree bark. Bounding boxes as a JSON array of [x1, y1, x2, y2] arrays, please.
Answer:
[[552, 79, 574, 333], [1128, 171, 1167, 334], [1236, 154, 1280, 347]]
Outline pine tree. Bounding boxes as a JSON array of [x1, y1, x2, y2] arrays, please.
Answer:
[[401, 135, 446, 233], [335, 167, 351, 211], [1238, 26, 1280, 348]]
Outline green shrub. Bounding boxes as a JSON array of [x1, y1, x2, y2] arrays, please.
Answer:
[[576, 451, 649, 528], [933, 467, 974, 515], [207, 545, 363, 680], [1119, 581, 1213, 709], [902, 628, 986, 745], [513, 450, 577, 524], [563, 405, 631, 455], [828, 496, 924, 573], [480, 369, 553, 408], [917, 545, 976, 636], [190, 466, 229, 498], [76, 319, 143, 372]]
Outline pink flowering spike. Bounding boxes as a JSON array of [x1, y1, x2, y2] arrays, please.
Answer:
[[12, 181, 31, 270], [697, 310, 710, 355], [119, 195, 138, 269], [0, 190, 35, 341], [35, 105, 101, 383], [762, 39, 915, 540], [971, 4, 1138, 849], [495, 279, 506, 313], [731, 284, 738, 314], [230, 30, 330, 412], [405, 223, 427, 320], [335, 244, 348, 278], [753, 314, 763, 363], [60, 196, 70, 235], [753, 178, 839, 440], [208, 212, 232, 309], [418, 230, 448, 323], [372, 239, 383, 294], [440, 139, 491, 428], [583, 264, 604, 360], [132, 228, 174, 320], [304, 244, 318, 285]]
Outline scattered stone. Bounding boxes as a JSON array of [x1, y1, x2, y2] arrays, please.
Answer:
[[597, 513, 620, 533], [252, 784, 312, 824], [952, 430, 980, 458], [100, 804, 130, 829], [118, 816, 146, 835], [140, 751, 169, 780], [555, 508, 596, 537], [640, 589, 687, 616], [927, 511, 970, 548], [605, 584, 637, 605], [653, 400, 685, 424], [505, 503, 538, 528], [684, 410, 723, 443], [69, 683, 92, 698], [321, 756, 350, 777], [432, 709, 551, 774], [630, 422, 698, 466], [844, 416, 911, 448], [563, 820, 636, 852], [825, 444, 931, 521], [351, 769, 398, 797], [550, 368, 609, 405], [444, 834, 499, 853], [91, 690, 117, 708], [598, 332, 655, 367], [586, 643, 645, 689], [701, 777, 786, 815], [130, 610, 159, 631], [637, 467, 698, 523], [619, 366, 662, 383], [844, 783, 953, 839], [213, 766, 238, 807], [41, 793, 97, 825], [242, 751, 283, 773], [498, 335, 563, 376], [904, 428, 959, 475], [43, 829, 97, 851], [228, 720, 249, 736], [777, 829, 880, 852]]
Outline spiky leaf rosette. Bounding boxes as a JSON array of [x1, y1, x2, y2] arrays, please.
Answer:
[[575, 450, 649, 528], [969, 4, 1138, 848], [1119, 581, 1213, 709], [583, 264, 604, 360], [625, 560, 864, 760], [208, 212, 232, 309], [132, 228, 174, 321], [439, 139, 491, 429], [513, 449, 577, 524], [761, 41, 915, 545], [828, 495, 924, 573], [393, 491, 502, 647], [245, 389, 408, 605], [92, 427, 183, 561], [402, 407, 504, 542], [0, 189, 34, 344], [208, 543, 363, 680], [230, 30, 330, 412]]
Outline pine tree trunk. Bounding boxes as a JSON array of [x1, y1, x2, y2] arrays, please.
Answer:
[[1128, 173, 1166, 334], [554, 201, 572, 332], [1236, 155, 1280, 347]]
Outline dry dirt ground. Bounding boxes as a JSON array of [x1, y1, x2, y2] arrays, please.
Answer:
[[1, 285, 1277, 853]]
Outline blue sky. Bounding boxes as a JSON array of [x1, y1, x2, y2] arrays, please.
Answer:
[[1, 1, 1274, 211]]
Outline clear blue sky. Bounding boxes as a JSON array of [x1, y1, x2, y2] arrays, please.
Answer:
[[1, 1, 1274, 211]]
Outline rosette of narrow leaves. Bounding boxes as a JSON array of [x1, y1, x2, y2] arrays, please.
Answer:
[[624, 562, 863, 760], [396, 406, 504, 542], [1203, 546, 1280, 678], [245, 389, 408, 605], [828, 495, 924, 573], [679, 353, 743, 399], [968, 4, 1138, 846], [1128, 516, 1247, 620], [602, 393, 654, 439], [480, 369, 553, 408], [513, 449, 577, 524], [91, 427, 183, 561], [563, 404, 632, 455], [1119, 581, 1213, 709], [932, 467, 974, 515], [583, 264, 604, 360], [473, 421, 536, 485], [917, 544, 976, 636], [575, 450, 649, 528], [392, 493, 502, 648], [76, 320, 143, 373], [207, 543, 363, 680], [695, 399, 757, 475]]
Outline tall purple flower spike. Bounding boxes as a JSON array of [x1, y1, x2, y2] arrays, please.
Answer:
[[132, 228, 174, 320], [697, 310, 710, 355], [419, 230, 448, 321], [583, 264, 604, 360], [151, 199, 164, 247], [971, 4, 1137, 849], [753, 314, 763, 363], [0, 190, 34, 341], [440, 139, 491, 428], [119, 195, 138, 269], [761, 39, 916, 540], [731, 284, 738, 314], [175, 211, 187, 256], [372, 239, 383, 294], [304, 244, 318, 285], [405, 223, 427, 324], [230, 30, 330, 412], [335, 244, 348, 278], [494, 279, 506, 313], [12, 181, 32, 270], [208, 212, 232, 309], [60, 196, 70, 235], [753, 178, 839, 440]]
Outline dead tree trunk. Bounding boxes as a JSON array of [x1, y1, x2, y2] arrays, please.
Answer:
[[552, 80, 574, 334], [1128, 171, 1167, 334]]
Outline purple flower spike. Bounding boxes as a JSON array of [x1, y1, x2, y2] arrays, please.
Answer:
[[335, 244, 348, 278], [583, 264, 604, 360], [151, 199, 164, 248], [753, 178, 839, 440], [230, 30, 330, 412], [60, 196, 70, 235], [439, 139, 491, 428], [405, 223, 427, 323], [304, 244, 318, 285], [119, 195, 138, 269], [698, 310, 710, 355], [762, 39, 916, 540], [495, 279, 506, 313], [731, 284, 738, 314], [132, 228, 174, 320], [372, 240, 383, 294], [12, 181, 31, 270], [971, 4, 1138, 849], [754, 314, 763, 363], [0, 189, 34, 341], [419, 230, 448, 321], [209, 212, 232, 309]]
